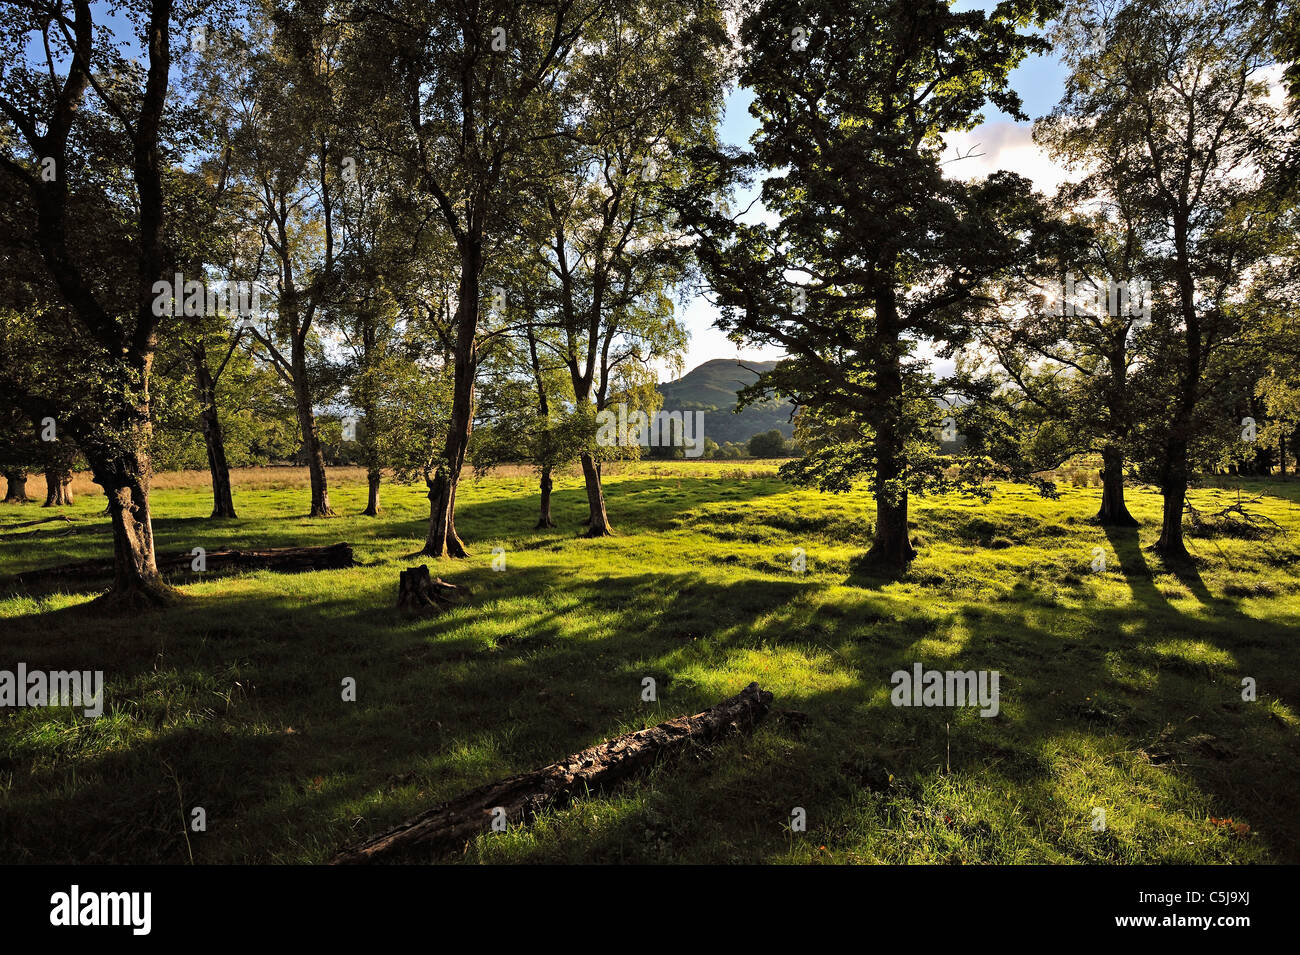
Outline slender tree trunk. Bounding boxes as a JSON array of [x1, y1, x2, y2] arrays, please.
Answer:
[[525, 317, 556, 531], [1280, 434, 1288, 479], [196, 355, 237, 518], [3, 470, 28, 504], [1096, 444, 1138, 526], [864, 294, 915, 567], [424, 242, 478, 558], [290, 351, 333, 518], [1252, 442, 1272, 477], [579, 454, 612, 537], [571, 380, 612, 533], [1154, 225, 1199, 561], [358, 391, 381, 516], [42, 468, 73, 506], [536, 466, 555, 529], [363, 466, 381, 516], [300, 400, 333, 517]]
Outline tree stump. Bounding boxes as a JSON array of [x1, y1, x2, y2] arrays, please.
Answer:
[[332, 682, 775, 864], [396, 564, 468, 611]]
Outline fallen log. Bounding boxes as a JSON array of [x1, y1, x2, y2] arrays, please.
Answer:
[[396, 564, 469, 611], [12, 542, 356, 583], [332, 681, 774, 864], [2, 514, 74, 530], [178, 542, 357, 574]]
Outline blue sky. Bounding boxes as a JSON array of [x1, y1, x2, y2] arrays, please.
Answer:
[[674, 2, 1071, 374]]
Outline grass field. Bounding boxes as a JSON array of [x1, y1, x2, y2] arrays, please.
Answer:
[[1, 461, 1298, 864]]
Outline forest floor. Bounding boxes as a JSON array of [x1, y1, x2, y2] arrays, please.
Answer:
[[1, 461, 1298, 863]]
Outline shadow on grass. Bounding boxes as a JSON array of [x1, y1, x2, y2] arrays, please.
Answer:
[[2, 486, 1298, 864], [0, 566, 820, 862], [0, 476, 792, 596]]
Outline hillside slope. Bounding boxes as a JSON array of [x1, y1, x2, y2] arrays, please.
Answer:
[[657, 358, 795, 446]]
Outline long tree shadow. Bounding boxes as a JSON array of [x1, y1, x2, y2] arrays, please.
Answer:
[[0, 564, 827, 862], [4, 497, 1299, 863]]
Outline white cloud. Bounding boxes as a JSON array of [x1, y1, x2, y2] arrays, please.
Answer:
[[943, 121, 1075, 195]]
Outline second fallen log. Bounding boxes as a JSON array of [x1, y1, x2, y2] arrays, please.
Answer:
[[332, 681, 774, 864], [12, 542, 356, 584]]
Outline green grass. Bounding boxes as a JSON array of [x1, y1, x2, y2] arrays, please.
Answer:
[[1, 462, 1298, 863]]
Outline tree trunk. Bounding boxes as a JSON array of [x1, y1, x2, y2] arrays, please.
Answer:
[[1154, 439, 1190, 560], [864, 295, 916, 567], [423, 242, 479, 559], [363, 467, 381, 516], [42, 468, 73, 506], [526, 320, 556, 531], [1096, 444, 1138, 526], [579, 453, 612, 537], [291, 365, 333, 518], [196, 355, 237, 519], [3, 470, 28, 504], [1278, 433, 1287, 479], [424, 467, 469, 558], [91, 451, 178, 609], [536, 466, 555, 529], [867, 483, 916, 566], [331, 682, 774, 864], [173, 542, 354, 574], [1154, 221, 1198, 562]]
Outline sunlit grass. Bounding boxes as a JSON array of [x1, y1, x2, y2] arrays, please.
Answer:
[[0, 462, 1298, 863]]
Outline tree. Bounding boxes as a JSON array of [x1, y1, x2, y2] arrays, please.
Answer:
[[0, 0, 206, 606], [1041, 0, 1290, 559], [36, 412, 78, 506], [470, 342, 586, 529], [167, 38, 266, 521], [347, 0, 602, 557], [0, 405, 35, 503], [534, 0, 727, 535], [224, 1, 348, 517], [673, 0, 1062, 567], [975, 199, 1147, 525], [747, 429, 788, 458], [331, 146, 424, 517]]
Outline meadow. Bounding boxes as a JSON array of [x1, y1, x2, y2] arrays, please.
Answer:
[[1, 462, 1297, 863]]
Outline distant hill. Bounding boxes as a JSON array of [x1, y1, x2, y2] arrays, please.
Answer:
[[657, 359, 796, 446]]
